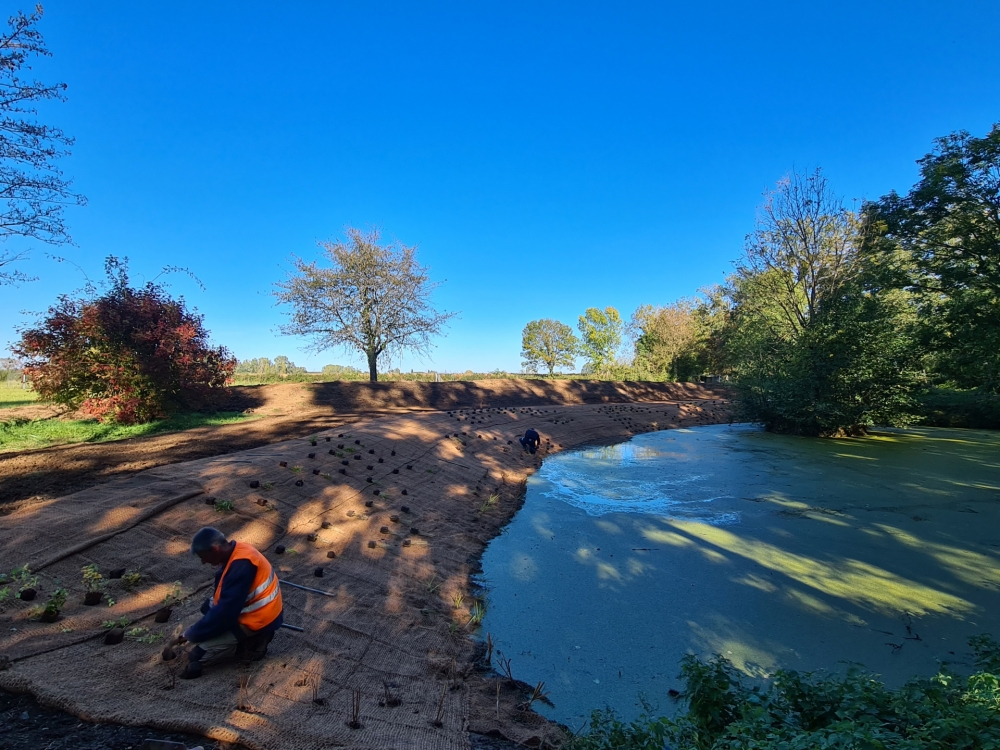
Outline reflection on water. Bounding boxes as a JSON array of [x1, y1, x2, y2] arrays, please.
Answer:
[[537, 430, 741, 522]]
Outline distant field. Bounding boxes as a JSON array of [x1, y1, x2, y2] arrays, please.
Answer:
[[0, 411, 255, 453], [0, 382, 38, 409]]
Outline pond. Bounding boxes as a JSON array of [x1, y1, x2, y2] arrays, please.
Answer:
[[477, 424, 1000, 730]]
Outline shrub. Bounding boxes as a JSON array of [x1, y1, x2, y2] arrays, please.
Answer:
[[13, 257, 235, 424], [568, 635, 1000, 750], [917, 387, 1000, 429]]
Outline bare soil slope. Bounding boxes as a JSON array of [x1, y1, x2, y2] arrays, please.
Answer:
[[0, 383, 730, 749], [1, 379, 728, 509]]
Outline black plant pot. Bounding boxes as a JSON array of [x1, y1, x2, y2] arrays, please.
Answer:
[[18, 588, 36, 601], [38, 610, 60, 623], [84, 591, 104, 606], [154, 607, 172, 623], [104, 627, 125, 645]]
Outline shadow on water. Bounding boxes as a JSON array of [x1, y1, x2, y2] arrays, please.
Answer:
[[477, 424, 1000, 729]]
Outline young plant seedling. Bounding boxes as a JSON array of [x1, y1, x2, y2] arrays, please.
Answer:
[[120, 570, 144, 590], [496, 650, 514, 683], [468, 600, 486, 627], [102, 616, 131, 629], [478, 493, 500, 514], [238, 673, 256, 712], [81, 564, 105, 604], [452, 592, 464, 609], [519, 681, 551, 711], [215, 498, 235, 512], [36, 588, 67, 622], [432, 683, 447, 727], [347, 688, 362, 729], [380, 681, 401, 708]]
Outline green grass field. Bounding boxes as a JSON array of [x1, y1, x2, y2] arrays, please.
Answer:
[[0, 411, 255, 453], [0, 382, 39, 409]]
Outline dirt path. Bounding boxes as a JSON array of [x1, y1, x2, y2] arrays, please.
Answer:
[[0, 379, 728, 509]]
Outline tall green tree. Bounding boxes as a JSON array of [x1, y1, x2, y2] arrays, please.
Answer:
[[520, 318, 577, 375], [726, 170, 922, 436], [274, 228, 456, 382], [866, 123, 1000, 392], [577, 306, 623, 375]]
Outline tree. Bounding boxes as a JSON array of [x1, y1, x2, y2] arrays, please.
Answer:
[[725, 170, 922, 436], [274, 227, 455, 382], [234, 356, 308, 378], [632, 302, 703, 380], [520, 318, 577, 375], [866, 123, 1000, 392], [577, 306, 623, 375], [12, 257, 234, 424], [0, 6, 85, 285]]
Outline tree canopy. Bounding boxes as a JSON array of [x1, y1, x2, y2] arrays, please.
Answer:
[[13, 257, 234, 423], [521, 318, 577, 375], [274, 227, 455, 382], [867, 123, 1000, 393], [721, 170, 922, 436], [577, 307, 623, 375]]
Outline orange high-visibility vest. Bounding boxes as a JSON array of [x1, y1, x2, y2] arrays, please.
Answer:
[[213, 541, 283, 631]]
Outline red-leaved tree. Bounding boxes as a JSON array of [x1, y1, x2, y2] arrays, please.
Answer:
[[13, 258, 235, 424]]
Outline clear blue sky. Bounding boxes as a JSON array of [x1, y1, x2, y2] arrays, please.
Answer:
[[2, 1, 998, 373]]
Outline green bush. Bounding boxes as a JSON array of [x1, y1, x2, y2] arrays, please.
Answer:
[[917, 387, 1000, 430], [568, 635, 1000, 750]]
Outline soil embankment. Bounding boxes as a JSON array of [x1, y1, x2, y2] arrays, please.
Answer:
[[0, 379, 727, 509], [0, 382, 730, 749]]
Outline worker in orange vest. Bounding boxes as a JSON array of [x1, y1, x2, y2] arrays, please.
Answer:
[[169, 527, 284, 679]]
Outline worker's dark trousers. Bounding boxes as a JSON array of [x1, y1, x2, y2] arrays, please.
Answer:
[[191, 630, 274, 666]]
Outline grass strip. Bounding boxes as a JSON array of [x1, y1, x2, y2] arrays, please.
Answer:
[[0, 411, 255, 453]]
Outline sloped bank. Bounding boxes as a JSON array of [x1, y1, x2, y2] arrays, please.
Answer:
[[0, 388, 729, 749]]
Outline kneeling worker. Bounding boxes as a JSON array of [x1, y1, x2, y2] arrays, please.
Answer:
[[519, 428, 541, 454], [170, 527, 283, 679]]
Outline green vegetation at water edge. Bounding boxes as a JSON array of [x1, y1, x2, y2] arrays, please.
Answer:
[[0, 411, 254, 452], [568, 635, 1000, 750]]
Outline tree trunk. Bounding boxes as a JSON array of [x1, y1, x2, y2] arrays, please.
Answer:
[[367, 350, 378, 382]]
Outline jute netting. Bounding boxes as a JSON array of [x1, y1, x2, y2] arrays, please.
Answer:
[[0, 389, 727, 749]]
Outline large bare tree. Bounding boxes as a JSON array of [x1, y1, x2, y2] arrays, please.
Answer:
[[275, 227, 455, 382], [0, 5, 85, 286], [737, 169, 861, 336]]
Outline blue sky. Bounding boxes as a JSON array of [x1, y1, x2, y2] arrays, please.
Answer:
[[2, 1, 998, 373]]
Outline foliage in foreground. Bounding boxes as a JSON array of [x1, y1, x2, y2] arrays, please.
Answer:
[[13, 258, 235, 424], [568, 635, 1000, 750]]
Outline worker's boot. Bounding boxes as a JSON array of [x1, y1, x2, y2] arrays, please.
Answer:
[[179, 659, 203, 679], [243, 631, 274, 662]]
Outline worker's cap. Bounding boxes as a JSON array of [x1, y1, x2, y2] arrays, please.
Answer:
[[190, 527, 228, 555]]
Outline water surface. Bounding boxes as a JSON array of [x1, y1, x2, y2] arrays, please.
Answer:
[[478, 424, 1000, 728]]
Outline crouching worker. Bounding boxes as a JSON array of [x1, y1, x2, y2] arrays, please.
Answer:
[[169, 527, 283, 679], [519, 428, 541, 454]]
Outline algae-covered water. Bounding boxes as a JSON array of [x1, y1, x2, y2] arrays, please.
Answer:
[[477, 424, 1000, 729]]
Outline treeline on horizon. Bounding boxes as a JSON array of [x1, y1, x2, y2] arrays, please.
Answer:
[[521, 124, 1000, 436], [9, 124, 999, 435]]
